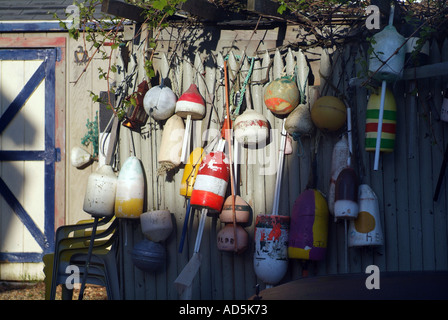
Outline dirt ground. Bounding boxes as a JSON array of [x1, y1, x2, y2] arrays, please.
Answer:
[[0, 281, 107, 300]]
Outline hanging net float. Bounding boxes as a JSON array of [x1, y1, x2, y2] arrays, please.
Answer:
[[71, 146, 92, 168], [365, 87, 397, 153], [233, 110, 269, 146], [368, 24, 406, 82], [285, 103, 314, 136], [219, 195, 251, 224], [131, 238, 166, 273], [140, 210, 173, 243], [264, 76, 300, 115], [83, 165, 117, 218], [334, 167, 359, 220], [190, 151, 230, 213], [310, 96, 347, 132], [348, 184, 384, 247], [143, 82, 177, 121], [157, 114, 185, 174], [253, 215, 290, 285], [114, 156, 145, 219], [288, 189, 329, 261], [217, 223, 249, 254]]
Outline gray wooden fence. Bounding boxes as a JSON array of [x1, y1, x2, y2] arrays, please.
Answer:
[[115, 36, 448, 300]]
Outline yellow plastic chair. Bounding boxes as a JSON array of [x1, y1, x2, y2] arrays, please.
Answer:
[[43, 216, 119, 300]]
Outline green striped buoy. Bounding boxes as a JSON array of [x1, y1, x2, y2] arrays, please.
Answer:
[[365, 88, 396, 153]]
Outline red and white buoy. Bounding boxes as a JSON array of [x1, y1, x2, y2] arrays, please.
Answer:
[[190, 151, 230, 213], [175, 84, 206, 164]]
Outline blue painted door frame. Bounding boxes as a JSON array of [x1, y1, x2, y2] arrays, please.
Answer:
[[0, 48, 59, 263]]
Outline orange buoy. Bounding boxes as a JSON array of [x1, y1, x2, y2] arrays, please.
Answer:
[[217, 224, 249, 253], [264, 76, 300, 115], [219, 195, 251, 224], [311, 96, 346, 132], [190, 151, 230, 212]]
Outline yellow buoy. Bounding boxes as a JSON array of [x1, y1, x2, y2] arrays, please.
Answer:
[[311, 96, 346, 132]]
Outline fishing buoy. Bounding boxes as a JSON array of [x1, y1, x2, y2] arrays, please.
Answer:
[[219, 195, 251, 224], [143, 83, 177, 121], [217, 223, 249, 253], [190, 151, 230, 213], [140, 210, 173, 242], [115, 156, 145, 219], [365, 87, 396, 153], [180, 147, 204, 198], [176, 84, 206, 163], [288, 189, 329, 261], [131, 239, 166, 272], [233, 110, 269, 145], [348, 184, 384, 247], [83, 165, 117, 217], [328, 136, 350, 215], [71, 146, 92, 168], [311, 96, 346, 132], [334, 167, 359, 219], [368, 25, 406, 82], [264, 76, 300, 115], [254, 215, 290, 285], [285, 103, 314, 135], [158, 114, 185, 174]]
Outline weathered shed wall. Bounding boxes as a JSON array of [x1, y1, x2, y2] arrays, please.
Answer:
[[115, 24, 448, 300]]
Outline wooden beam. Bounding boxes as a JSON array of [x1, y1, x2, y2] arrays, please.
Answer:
[[181, 0, 247, 21], [349, 61, 448, 87], [101, 0, 146, 22], [247, 0, 282, 17], [402, 61, 448, 80]]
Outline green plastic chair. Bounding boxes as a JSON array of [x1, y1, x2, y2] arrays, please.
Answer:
[[43, 216, 119, 300]]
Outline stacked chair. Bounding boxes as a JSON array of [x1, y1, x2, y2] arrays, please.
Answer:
[[43, 215, 120, 300]]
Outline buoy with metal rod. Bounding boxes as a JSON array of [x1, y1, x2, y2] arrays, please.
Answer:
[[176, 84, 206, 164], [174, 128, 229, 299], [217, 59, 250, 254], [78, 128, 118, 300], [253, 119, 290, 287], [365, 87, 397, 153], [368, 4, 405, 170], [178, 147, 204, 253]]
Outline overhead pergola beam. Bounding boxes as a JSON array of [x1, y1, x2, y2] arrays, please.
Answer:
[[101, 0, 146, 22], [181, 0, 248, 21]]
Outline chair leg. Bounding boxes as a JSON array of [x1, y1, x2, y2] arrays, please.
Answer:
[[61, 284, 74, 300]]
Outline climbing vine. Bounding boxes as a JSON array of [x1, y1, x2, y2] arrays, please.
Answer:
[[56, 0, 186, 118]]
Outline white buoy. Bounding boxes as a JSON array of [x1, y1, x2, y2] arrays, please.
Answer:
[[83, 165, 117, 217], [348, 184, 384, 247], [143, 83, 177, 121]]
